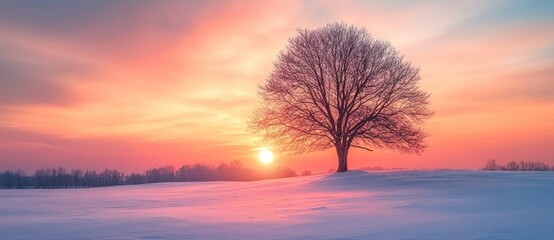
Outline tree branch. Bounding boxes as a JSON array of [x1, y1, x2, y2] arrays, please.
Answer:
[[351, 144, 373, 152]]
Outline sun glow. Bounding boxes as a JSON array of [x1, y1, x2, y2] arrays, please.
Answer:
[[258, 149, 274, 164]]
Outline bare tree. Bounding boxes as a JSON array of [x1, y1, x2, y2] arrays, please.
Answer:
[[250, 23, 433, 172], [483, 159, 498, 171], [503, 161, 519, 171]]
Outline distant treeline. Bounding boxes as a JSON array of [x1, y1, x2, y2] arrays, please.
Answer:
[[482, 159, 552, 171], [0, 161, 301, 189]]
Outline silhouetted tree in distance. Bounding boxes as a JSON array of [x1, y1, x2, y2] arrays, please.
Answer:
[[518, 161, 550, 171], [250, 22, 433, 172], [503, 161, 520, 171], [483, 159, 498, 171], [482, 160, 551, 171]]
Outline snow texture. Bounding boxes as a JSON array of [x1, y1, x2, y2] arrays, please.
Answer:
[[1, 170, 553, 239]]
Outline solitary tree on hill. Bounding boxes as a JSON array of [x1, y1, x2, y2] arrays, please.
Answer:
[[250, 23, 433, 172]]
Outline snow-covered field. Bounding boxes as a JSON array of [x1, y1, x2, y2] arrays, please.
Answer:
[[1, 170, 553, 239]]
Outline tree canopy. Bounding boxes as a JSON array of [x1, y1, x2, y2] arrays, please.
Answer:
[[250, 23, 433, 172]]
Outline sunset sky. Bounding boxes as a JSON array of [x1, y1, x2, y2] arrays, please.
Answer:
[[1, 0, 553, 173]]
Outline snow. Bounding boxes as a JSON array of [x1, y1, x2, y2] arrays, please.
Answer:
[[1, 170, 553, 239]]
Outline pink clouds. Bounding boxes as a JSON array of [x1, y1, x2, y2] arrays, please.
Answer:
[[0, 1, 553, 173]]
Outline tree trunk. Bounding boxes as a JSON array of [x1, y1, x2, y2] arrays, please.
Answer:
[[336, 145, 349, 172]]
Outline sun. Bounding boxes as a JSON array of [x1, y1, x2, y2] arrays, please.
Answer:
[[258, 149, 274, 164]]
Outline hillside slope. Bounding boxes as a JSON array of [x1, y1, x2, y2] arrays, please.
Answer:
[[1, 170, 553, 239]]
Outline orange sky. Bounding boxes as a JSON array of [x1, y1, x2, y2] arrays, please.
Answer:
[[1, 0, 553, 173]]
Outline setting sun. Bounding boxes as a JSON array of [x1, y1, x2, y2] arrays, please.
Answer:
[[259, 149, 274, 164]]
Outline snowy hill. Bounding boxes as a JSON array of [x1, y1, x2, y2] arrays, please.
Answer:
[[1, 170, 553, 239]]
